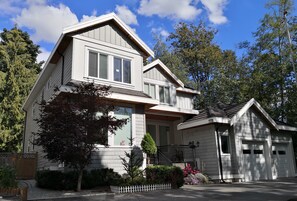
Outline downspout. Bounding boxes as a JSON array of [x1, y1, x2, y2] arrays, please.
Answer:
[[58, 51, 65, 85], [215, 124, 225, 183], [22, 109, 28, 153]]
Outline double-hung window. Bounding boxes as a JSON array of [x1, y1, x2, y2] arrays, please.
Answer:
[[114, 57, 131, 84], [144, 83, 156, 99], [88, 51, 108, 79], [159, 86, 170, 104]]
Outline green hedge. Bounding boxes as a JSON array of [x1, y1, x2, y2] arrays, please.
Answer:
[[0, 166, 17, 188], [36, 168, 123, 190], [146, 165, 184, 188]]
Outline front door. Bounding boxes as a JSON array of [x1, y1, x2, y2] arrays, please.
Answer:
[[146, 124, 169, 148]]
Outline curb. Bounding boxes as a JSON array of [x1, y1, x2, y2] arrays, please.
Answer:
[[28, 192, 115, 200]]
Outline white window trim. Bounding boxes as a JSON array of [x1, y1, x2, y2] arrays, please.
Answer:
[[87, 50, 109, 80], [159, 85, 171, 105], [220, 134, 231, 155], [144, 82, 156, 99], [85, 47, 134, 87], [95, 105, 135, 148]]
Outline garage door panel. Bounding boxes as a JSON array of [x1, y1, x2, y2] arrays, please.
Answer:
[[242, 141, 267, 181], [272, 144, 290, 178]]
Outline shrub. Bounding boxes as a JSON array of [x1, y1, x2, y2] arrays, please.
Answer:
[[0, 166, 17, 188], [120, 150, 143, 182], [141, 133, 157, 156], [183, 163, 199, 177], [146, 165, 184, 188], [36, 168, 122, 190]]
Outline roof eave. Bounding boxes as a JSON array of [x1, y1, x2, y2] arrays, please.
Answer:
[[177, 117, 230, 130]]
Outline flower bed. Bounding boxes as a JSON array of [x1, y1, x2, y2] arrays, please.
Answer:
[[110, 183, 171, 193]]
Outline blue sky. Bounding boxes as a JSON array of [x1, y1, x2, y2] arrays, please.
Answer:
[[0, 0, 296, 63]]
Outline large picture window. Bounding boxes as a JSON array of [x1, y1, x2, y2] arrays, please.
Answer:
[[114, 57, 131, 84], [114, 107, 132, 146], [88, 51, 108, 79], [159, 86, 170, 104]]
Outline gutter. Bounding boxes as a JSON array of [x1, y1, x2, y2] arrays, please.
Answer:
[[215, 124, 225, 183]]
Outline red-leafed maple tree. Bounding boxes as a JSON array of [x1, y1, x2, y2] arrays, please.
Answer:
[[34, 82, 127, 191]]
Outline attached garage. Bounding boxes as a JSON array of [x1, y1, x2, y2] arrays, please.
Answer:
[[242, 141, 268, 181], [178, 98, 297, 182]]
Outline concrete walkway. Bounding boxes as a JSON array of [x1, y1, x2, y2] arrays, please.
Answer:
[[18, 180, 112, 200], [14, 177, 297, 201]]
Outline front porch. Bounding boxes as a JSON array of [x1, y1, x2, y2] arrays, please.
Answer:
[[145, 112, 199, 169]]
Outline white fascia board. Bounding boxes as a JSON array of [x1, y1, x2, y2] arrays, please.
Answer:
[[22, 35, 64, 111], [177, 117, 230, 130], [63, 13, 154, 58], [277, 125, 297, 132], [149, 105, 199, 115], [60, 85, 159, 105], [230, 98, 278, 130], [143, 59, 184, 87], [176, 87, 200, 95]]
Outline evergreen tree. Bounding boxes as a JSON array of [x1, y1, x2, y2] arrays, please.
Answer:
[[239, 0, 297, 122], [0, 27, 40, 152]]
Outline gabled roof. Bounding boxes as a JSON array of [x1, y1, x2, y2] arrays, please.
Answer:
[[23, 13, 154, 110], [178, 98, 282, 131], [143, 59, 185, 88], [63, 13, 154, 57]]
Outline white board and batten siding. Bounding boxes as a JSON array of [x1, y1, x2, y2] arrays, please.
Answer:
[[182, 125, 220, 178], [143, 67, 194, 110], [80, 23, 138, 51], [72, 22, 144, 91]]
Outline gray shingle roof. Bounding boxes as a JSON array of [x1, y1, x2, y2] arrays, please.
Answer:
[[185, 101, 249, 123]]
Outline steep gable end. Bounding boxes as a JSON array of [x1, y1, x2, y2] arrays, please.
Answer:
[[143, 59, 184, 87], [79, 21, 140, 52]]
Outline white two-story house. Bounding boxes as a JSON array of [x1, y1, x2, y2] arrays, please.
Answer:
[[23, 13, 296, 182], [22, 13, 199, 173]]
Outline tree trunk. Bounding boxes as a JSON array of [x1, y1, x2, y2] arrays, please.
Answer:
[[77, 169, 83, 192]]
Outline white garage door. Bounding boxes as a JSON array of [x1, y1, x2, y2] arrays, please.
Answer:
[[272, 144, 290, 178], [242, 142, 267, 181]]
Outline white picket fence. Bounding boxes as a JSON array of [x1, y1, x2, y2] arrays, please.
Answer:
[[110, 184, 171, 193]]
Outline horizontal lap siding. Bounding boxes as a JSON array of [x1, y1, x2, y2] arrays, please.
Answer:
[[182, 125, 220, 177], [233, 107, 271, 178], [63, 42, 73, 84], [89, 105, 145, 174], [234, 108, 270, 140]]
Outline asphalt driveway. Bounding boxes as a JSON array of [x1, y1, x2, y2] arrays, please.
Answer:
[[4, 177, 297, 201]]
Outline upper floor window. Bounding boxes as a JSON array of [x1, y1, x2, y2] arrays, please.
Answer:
[[159, 86, 170, 104], [144, 83, 156, 99], [114, 57, 131, 84], [88, 52, 108, 79]]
